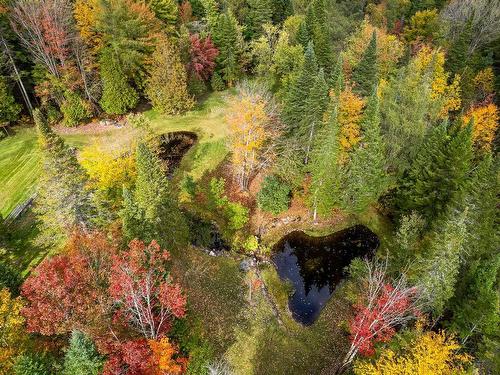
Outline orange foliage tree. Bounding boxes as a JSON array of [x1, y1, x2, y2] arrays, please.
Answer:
[[463, 102, 499, 150], [338, 87, 366, 154]]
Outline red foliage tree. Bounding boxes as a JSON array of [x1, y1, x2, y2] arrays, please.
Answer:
[[341, 259, 421, 372], [187, 34, 219, 81], [21, 231, 114, 335], [109, 240, 187, 340]]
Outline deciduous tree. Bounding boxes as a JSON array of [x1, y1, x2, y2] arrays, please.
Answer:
[[463, 102, 499, 151], [187, 34, 219, 81], [0, 288, 26, 374]]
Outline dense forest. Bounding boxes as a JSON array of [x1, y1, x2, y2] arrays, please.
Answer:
[[0, 0, 498, 374]]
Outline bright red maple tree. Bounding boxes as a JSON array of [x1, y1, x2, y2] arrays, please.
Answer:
[[187, 34, 219, 81]]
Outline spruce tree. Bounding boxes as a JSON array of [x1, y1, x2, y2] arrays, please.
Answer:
[[342, 91, 388, 213], [445, 20, 472, 75], [146, 37, 194, 115], [147, 0, 178, 29], [34, 109, 94, 238], [99, 49, 138, 115], [246, 0, 272, 39], [352, 31, 378, 96], [282, 42, 318, 134], [329, 55, 345, 95], [271, 0, 292, 24], [63, 331, 103, 375], [395, 120, 473, 224], [302, 68, 329, 164], [309, 0, 332, 70], [122, 142, 190, 248], [296, 20, 310, 49], [0, 76, 21, 126], [309, 107, 343, 220]]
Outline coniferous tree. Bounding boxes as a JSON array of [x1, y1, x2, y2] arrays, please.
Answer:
[[246, 0, 272, 39], [34, 109, 94, 238], [63, 331, 104, 375], [329, 55, 345, 95], [99, 49, 139, 115], [282, 42, 318, 134], [147, 0, 178, 29], [309, 107, 343, 221], [121, 142, 190, 248], [395, 120, 473, 224], [342, 91, 388, 213], [445, 21, 472, 75], [309, 0, 332, 70], [296, 20, 310, 49], [302, 68, 329, 164], [0, 76, 21, 126], [271, 0, 292, 24], [352, 31, 378, 96], [146, 37, 194, 115]]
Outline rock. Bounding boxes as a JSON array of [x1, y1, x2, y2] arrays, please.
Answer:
[[209, 251, 216, 257], [239, 258, 255, 272]]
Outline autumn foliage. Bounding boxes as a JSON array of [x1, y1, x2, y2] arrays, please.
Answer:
[[463, 102, 499, 151], [188, 34, 219, 81]]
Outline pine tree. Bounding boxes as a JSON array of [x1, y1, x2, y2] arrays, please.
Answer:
[[34, 109, 94, 238], [342, 91, 388, 213], [146, 37, 194, 115], [246, 0, 272, 39], [445, 21, 472, 75], [395, 120, 473, 224], [282, 42, 318, 134], [271, 0, 292, 24], [99, 49, 139, 115], [0, 76, 21, 126], [302, 68, 329, 164], [123, 142, 190, 248], [352, 31, 378, 97], [309, 106, 343, 220], [63, 331, 104, 375], [210, 10, 243, 86]]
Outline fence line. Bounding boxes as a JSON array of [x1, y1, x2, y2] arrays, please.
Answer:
[[4, 193, 37, 225]]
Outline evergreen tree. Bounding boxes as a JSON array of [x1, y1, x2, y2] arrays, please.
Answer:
[[34, 109, 94, 238], [246, 0, 272, 39], [352, 31, 378, 96], [309, 107, 343, 220], [395, 120, 473, 224], [445, 21, 472, 75], [296, 20, 310, 49], [122, 142, 190, 248], [146, 37, 194, 115], [302, 68, 329, 164], [147, 0, 178, 29], [329, 55, 345, 95], [99, 49, 139, 115], [0, 76, 21, 126], [282, 42, 318, 134], [342, 91, 388, 213], [309, 0, 332, 70], [210, 10, 244, 86], [63, 331, 104, 375], [271, 0, 292, 24]]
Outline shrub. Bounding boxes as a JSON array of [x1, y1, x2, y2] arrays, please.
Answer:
[[60, 91, 92, 127], [257, 175, 291, 215], [45, 104, 62, 125], [243, 235, 259, 253], [210, 72, 225, 91], [227, 202, 249, 230]]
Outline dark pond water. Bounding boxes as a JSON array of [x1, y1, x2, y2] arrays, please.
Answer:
[[158, 131, 197, 177], [272, 225, 379, 325]]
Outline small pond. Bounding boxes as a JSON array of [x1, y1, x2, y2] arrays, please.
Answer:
[[272, 225, 379, 325], [158, 131, 197, 177]]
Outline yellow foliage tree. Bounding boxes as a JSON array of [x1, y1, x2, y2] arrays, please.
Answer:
[[0, 288, 26, 374], [74, 0, 103, 52], [148, 338, 186, 375], [463, 103, 499, 150], [473, 67, 495, 100], [354, 328, 472, 375], [338, 87, 366, 154], [413, 45, 461, 118], [80, 144, 136, 203], [226, 85, 275, 190], [343, 20, 405, 78]]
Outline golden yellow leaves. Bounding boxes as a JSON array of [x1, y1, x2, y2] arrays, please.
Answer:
[[74, 0, 102, 52], [0, 289, 26, 374], [149, 337, 186, 375], [354, 329, 471, 375], [464, 103, 499, 151], [338, 87, 366, 153]]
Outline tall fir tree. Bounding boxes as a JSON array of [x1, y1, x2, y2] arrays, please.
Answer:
[[342, 91, 388, 213], [309, 0, 332, 70], [147, 0, 178, 30], [352, 31, 378, 97], [121, 142, 190, 248], [445, 21, 472, 75], [246, 0, 272, 39], [395, 120, 473, 224], [296, 20, 310, 49], [309, 106, 343, 221], [282, 42, 318, 134], [34, 109, 94, 239], [329, 55, 345, 95], [271, 0, 292, 24], [302, 68, 329, 164], [63, 331, 104, 375]]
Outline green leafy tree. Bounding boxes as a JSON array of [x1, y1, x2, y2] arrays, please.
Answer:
[[121, 142, 190, 248], [60, 91, 92, 127], [0, 76, 21, 126], [342, 91, 388, 213], [394, 121, 473, 224], [282, 42, 318, 134], [302, 68, 329, 164], [309, 107, 343, 220], [352, 31, 378, 96], [257, 175, 291, 215], [63, 331, 104, 375], [34, 109, 94, 238], [146, 38, 194, 115], [13, 353, 52, 375], [99, 49, 139, 115]]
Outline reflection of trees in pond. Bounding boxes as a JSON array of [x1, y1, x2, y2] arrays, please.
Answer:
[[157, 132, 198, 176]]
